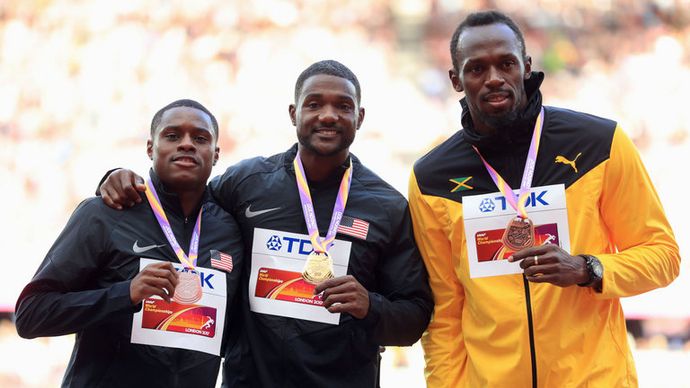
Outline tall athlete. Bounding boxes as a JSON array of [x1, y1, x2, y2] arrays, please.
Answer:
[[408, 10, 680, 387]]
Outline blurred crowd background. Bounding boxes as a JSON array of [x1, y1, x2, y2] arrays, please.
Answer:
[[2, 0, 689, 386]]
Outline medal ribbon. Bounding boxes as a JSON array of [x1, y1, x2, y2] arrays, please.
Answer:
[[293, 154, 352, 253], [472, 107, 544, 219], [144, 179, 201, 269]]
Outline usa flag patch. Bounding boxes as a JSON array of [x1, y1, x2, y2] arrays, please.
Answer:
[[337, 216, 369, 240], [210, 250, 234, 272]]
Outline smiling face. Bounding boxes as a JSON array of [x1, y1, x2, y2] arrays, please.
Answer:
[[289, 74, 365, 161], [147, 106, 219, 192], [449, 22, 532, 134]]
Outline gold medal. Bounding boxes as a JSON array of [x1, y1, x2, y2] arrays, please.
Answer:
[[501, 217, 535, 251], [302, 251, 335, 284], [172, 269, 203, 305]]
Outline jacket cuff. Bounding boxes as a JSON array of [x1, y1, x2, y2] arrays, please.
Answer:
[[111, 280, 141, 313], [95, 168, 122, 196], [359, 292, 382, 327]]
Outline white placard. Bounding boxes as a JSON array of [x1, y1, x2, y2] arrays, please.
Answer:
[[463, 184, 571, 278], [248, 227, 352, 325], [131, 258, 227, 355]]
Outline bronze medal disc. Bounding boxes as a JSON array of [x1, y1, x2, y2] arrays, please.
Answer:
[[501, 217, 535, 251], [302, 251, 335, 284], [173, 270, 203, 305]]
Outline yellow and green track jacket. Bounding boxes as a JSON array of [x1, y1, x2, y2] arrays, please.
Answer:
[[409, 92, 680, 387]]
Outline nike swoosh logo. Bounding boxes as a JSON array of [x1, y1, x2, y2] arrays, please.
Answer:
[[132, 240, 166, 254], [245, 204, 281, 218]]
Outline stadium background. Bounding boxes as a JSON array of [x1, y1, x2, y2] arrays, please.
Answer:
[[1, 0, 689, 386]]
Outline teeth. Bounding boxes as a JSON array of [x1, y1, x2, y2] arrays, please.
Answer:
[[487, 94, 508, 102]]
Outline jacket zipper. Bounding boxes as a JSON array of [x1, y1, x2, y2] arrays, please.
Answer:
[[523, 276, 537, 388]]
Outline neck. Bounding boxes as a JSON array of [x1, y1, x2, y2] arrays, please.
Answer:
[[176, 188, 205, 217], [472, 118, 497, 136], [297, 146, 348, 182]]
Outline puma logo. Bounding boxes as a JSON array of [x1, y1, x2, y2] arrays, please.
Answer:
[[555, 152, 582, 173]]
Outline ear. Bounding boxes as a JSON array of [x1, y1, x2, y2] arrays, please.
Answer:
[[523, 55, 532, 79], [147, 139, 154, 160], [449, 69, 463, 92], [213, 147, 219, 166], [288, 104, 297, 126], [356, 107, 365, 130]]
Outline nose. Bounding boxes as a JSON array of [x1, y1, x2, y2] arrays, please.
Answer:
[[177, 133, 196, 151], [318, 105, 338, 123], [485, 66, 505, 87]]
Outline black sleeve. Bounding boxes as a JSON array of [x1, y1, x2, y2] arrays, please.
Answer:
[[363, 203, 433, 346], [94, 168, 123, 196], [15, 199, 138, 338]]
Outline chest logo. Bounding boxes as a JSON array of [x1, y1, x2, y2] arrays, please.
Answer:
[[246, 204, 281, 218], [449, 176, 473, 193], [555, 153, 582, 173], [132, 240, 166, 253]]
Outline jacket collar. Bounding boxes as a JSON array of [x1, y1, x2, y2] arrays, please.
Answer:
[[283, 143, 357, 188], [147, 169, 209, 219], [460, 71, 544, 151]]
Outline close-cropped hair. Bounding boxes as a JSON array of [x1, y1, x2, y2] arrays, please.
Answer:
[[150, 99, 219, 137], [294, 60, 361, 104], [450, 10, 527, 72]]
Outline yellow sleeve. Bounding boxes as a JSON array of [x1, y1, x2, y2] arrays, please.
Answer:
[[408, 170, 466, 387], [596, 125, 680, 298]]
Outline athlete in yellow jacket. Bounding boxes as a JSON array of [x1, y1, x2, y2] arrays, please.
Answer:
[[409, 11, 680, 387]]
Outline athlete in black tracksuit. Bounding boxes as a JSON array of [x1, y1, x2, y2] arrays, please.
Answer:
[[15, 170, 244, 388], [212, 144, 433, 388]]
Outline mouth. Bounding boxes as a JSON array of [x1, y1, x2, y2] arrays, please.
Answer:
[[314, 127, 341, 137], [172, 155, 199, 166], [482, 91, 513, 110]]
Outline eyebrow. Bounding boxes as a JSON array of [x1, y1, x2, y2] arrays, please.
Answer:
[[161, 125, 214, 134], [302, 93, 355, 102]]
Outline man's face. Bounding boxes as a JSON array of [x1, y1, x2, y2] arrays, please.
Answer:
[[449, 23, 532, 134], [289, 74, 364, 159], [147, 106, 219, 191]]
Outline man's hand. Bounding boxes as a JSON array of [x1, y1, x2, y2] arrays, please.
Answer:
[[130, 262, 180, 304], [508, 244, 589, 287], [314, 275, 370, 319], [100, 169, 146, 210]]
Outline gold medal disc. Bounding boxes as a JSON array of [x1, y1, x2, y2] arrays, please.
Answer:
[[173, 270, 203, 305], [302, 251, 335, 284], [501, 217, 535, 251]]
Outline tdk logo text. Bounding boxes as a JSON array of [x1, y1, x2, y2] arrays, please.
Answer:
[[479, 190, 550, 212], [175, 268, 215, 289], [266, 235, 282, 250], [266, 235, 314, 255]]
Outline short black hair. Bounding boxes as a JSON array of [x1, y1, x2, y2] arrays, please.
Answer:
[[450, 10, 527, 72], [150, 99, 219, 138], [294, 60, 361, 104]]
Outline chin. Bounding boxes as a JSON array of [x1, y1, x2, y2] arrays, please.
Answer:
[[482, 110, 519, 131]]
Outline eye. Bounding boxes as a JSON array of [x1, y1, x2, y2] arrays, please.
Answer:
[[467, 64, 483, 75], [502, 60, 517, 69], [164, 133, 179, 141], [339, 104, 353, 112], [306, 101, 320, 109], [195, 135, 209, 144]]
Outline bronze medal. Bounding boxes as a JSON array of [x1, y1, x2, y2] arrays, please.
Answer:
[[501, 217, 535, 251], [302, 251, 335, 284], [173, 270, 203, 305]]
